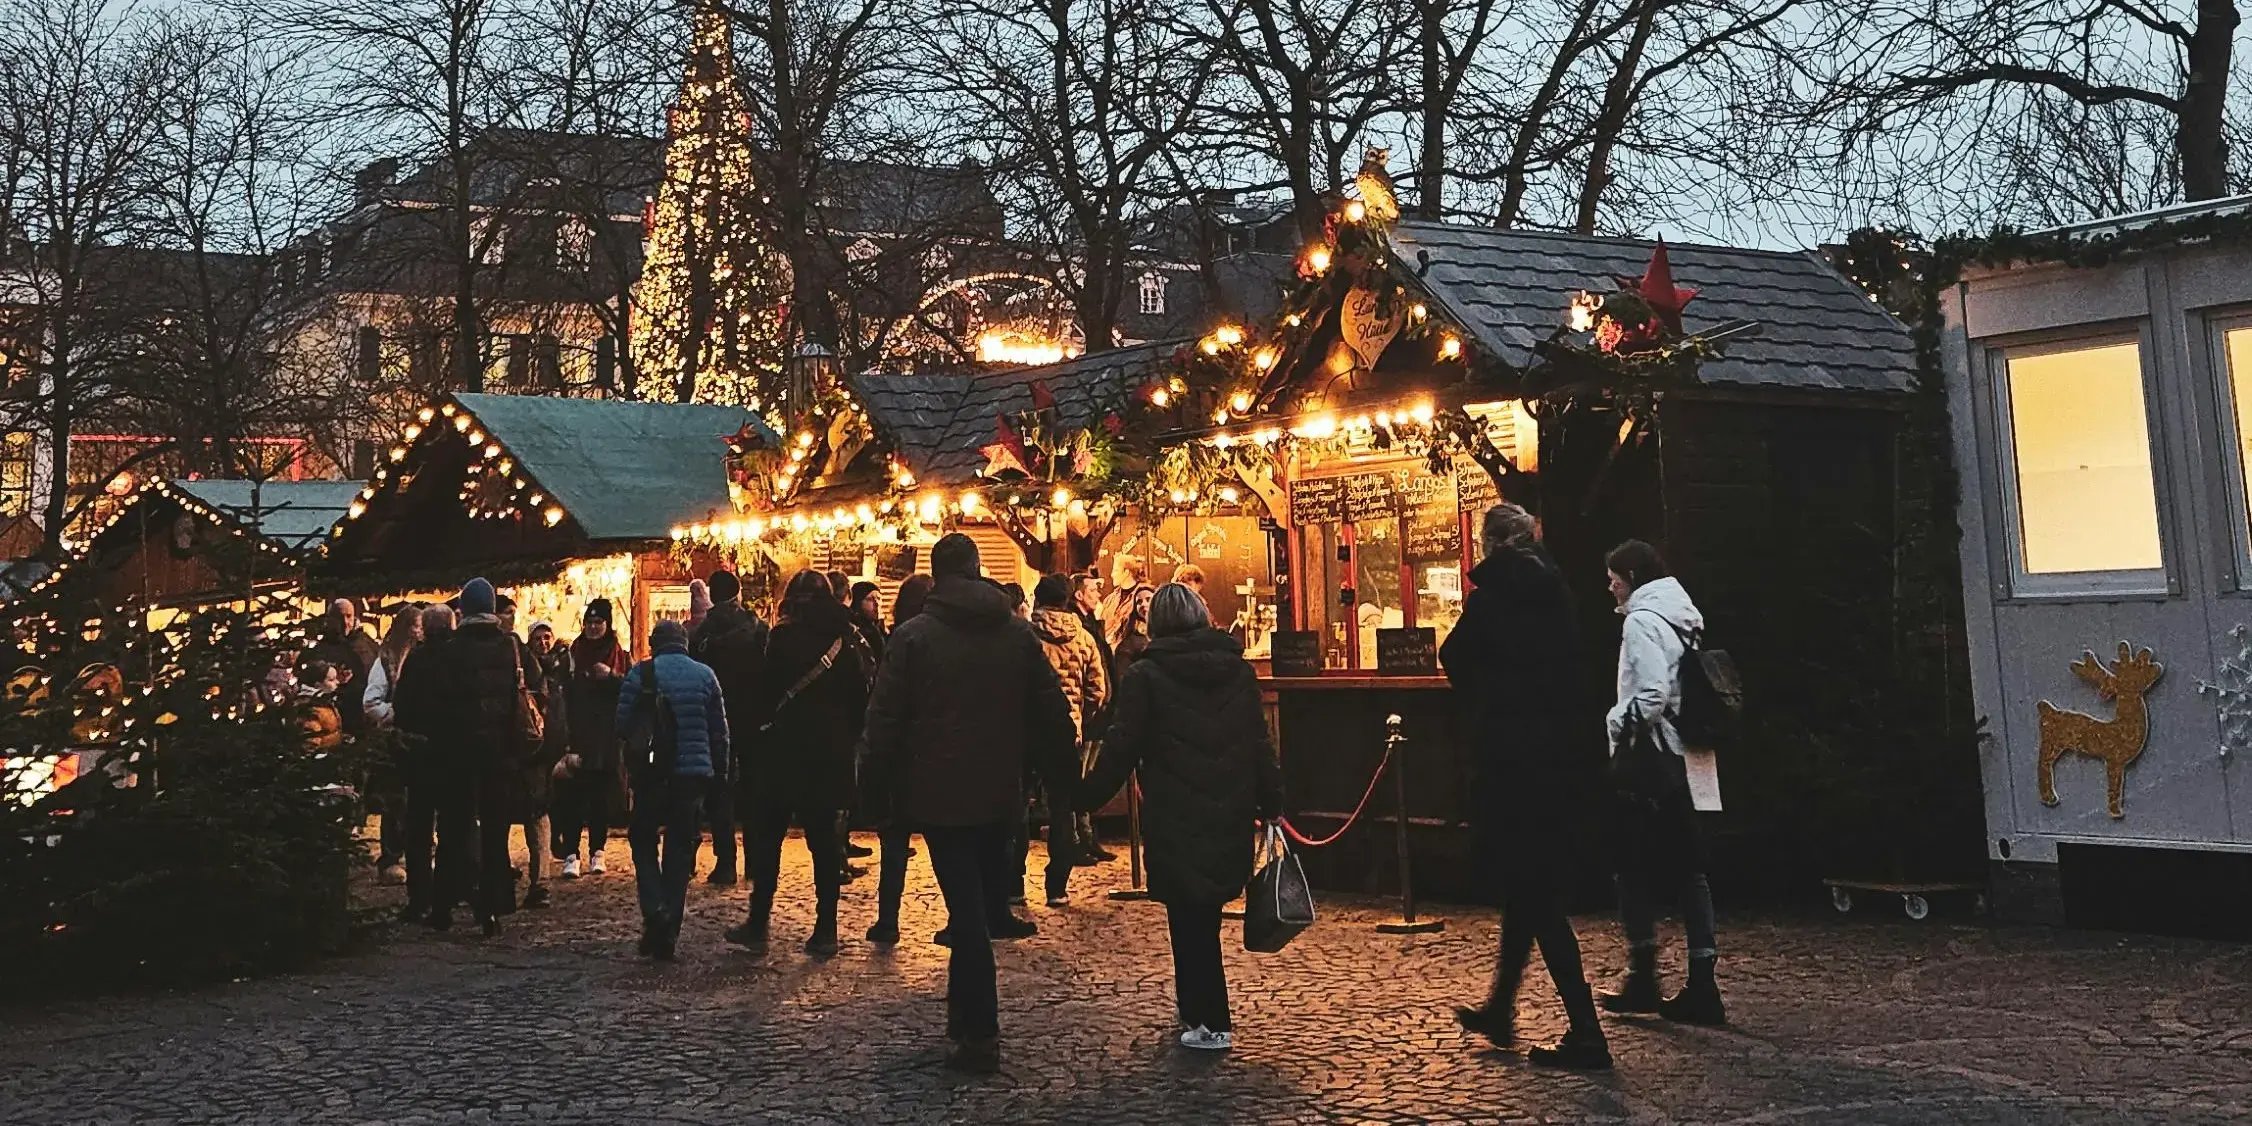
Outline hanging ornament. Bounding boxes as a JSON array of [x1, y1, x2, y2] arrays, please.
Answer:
[[1339, 282, 1406, 369], [979, 414, 1031, 478], [1628, 240, 1697, 336]]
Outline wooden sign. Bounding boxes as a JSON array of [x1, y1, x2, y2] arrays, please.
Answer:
[[1376, 627, 1437, 675], [1339, 283, 1406, 369], [1289, 476, 1346, 526], [874, 544, 917, 581], [1270, 630, 1323, 677]]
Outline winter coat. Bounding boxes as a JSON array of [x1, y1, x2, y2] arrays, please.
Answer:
[[567, 634, 630, 770], [614, 643, 729, 779], [742, 600, 867, 809], [393, 618, 528, 776], [863, 576, 1076, 829], [1440, 546, 1606, 853], [689, 600, 768, 782], [502, 637, 568, 820], [1031, 607, 1109, 739], [310, 627, 380, 735], [1081, 628, 1281, 906], [1607, 576, 1704, 758], [362, 654, 403, 728]]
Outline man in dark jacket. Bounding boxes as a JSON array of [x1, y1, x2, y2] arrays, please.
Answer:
[[1438, 503, 1611, 1070], [616, 617, 729, 960], [689, 569, 767, 886], [862, 534, 1076, 1074], [406, 578, 531, 938], [392, 603, 456, 923], [310, 599, 380, 741]]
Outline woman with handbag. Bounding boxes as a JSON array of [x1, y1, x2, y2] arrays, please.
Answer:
[[725, 570, 868, 958], [1599, 539, 1725, 1026], [1440, 504, 1610, 1070], [1080, 583, 1281, 1052]]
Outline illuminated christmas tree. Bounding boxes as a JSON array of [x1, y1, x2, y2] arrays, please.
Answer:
[[629, 5, 791, 407]]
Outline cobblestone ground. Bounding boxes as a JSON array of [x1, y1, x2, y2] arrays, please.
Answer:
[[6, 831, 2251, 1125]]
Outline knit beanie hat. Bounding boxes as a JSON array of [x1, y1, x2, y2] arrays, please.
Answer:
[[459, 577, 497, 617], [708, 569, 742, 604], [584, 597, 614, 625], [849, 581, 879, 606], [931, 532, 981, 580]]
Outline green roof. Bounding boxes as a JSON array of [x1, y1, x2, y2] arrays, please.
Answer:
[[453, 394, 772, 541], [171, 479, 360, 551]]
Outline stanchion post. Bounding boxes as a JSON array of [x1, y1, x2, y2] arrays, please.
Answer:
[[1107, 771, 1150, 902], [1375, 713, 1443, 934]]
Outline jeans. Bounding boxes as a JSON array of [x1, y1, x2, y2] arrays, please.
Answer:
[[924, 822, 1013, 1041], [555, 767, 612, 862], [630, 774, 709, 929], [1490, 864, 1598, 1029], [1615, 798, 1718, 960], [402, 772, 439, 911], [707, 777, 738, 880], [1618, 869, 1718, 959], [875, 826, 913, 926], [745, 798, 842, 918], [1166, 902, 1231, 1033]]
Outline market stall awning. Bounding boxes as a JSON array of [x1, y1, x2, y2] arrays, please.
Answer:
[[1389, 223, 1916, 394], [19, 478, 357, 607]]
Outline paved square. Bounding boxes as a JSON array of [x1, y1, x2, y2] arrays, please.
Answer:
[[6, 833, 2249, 1124]]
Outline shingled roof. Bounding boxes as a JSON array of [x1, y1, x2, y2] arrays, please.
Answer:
[[1389, 223, 1916, 394], [171, 480, 360, 552], [452, 393, 773, 541], [852, 342, 1182, 486]]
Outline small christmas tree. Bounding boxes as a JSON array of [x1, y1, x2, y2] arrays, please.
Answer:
[[629, 4, 791, 407]]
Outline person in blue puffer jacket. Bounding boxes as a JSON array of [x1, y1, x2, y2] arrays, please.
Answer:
[[615, 617, 729, 960]]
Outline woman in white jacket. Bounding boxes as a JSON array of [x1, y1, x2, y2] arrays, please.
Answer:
[[359, 607, 423, 885], [1598, 540, 1724, 1027]]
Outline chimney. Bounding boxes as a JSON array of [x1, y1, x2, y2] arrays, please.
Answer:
[[354, 158, 400, 205]]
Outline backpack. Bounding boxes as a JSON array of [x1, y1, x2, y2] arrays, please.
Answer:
[[626, 660, 679, 778], [1655, 616, 1743, 752]]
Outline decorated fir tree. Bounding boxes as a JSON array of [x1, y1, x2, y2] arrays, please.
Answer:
[[629, 5, 791, 407]]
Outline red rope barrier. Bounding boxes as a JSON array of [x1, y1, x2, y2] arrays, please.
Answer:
[[1279, 743, 1393, 849]]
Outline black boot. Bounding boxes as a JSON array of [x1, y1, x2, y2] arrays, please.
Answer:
[[945, 1037, 1000, 1075], [1597, 947, 1661, 1014], [865, 918, 900, 944], [805, 899, 840, 957], [1454, 1004, 1515, 1047], [1527, 1024, 1612, 1071], [1660, 956, 1727, 1026], [724, 896, 771, 953]]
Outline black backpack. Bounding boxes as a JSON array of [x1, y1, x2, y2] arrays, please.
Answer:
[[626, 660, 679, 778], [1661, 617, 1744, 751]]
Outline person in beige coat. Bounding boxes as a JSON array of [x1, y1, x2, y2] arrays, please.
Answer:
[[1030, 574, 1109, 905]]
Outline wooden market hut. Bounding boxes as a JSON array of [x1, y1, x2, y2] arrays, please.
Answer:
[[20, 478, 358, 611], [314, 392, 773, 652], [1176, 219, 1950, 900]]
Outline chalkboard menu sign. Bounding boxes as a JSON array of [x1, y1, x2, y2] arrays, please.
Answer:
[[1456, 462, 1500, 513], [874, 544, 917, 581], [1376, 627, 1438, 675], [1288, 476, 1346, 526], [1402, 472, 1461, 560], [1269, 630, 1322, 676], [1342, 472, 1397, 522]]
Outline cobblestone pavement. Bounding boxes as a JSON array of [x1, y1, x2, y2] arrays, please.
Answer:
[[7, 832, 2251, 1125]]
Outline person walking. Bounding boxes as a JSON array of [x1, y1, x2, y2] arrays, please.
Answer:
[[865, 572, 933, 945], [392, 604, 453, 923], [1440, 504, 1612, 1070], [863, 535, 1076, 1073], [1598, 539, 1725, 1027], [361, 605, 424, 885], [690, 570, 768, 888], [1080, 583, 1280, 1053], [1028, 574, 1108, 906], [400, 579, 527, 938], [725, 571, 866, 957], [559, 599, 629, 879], [615, 618, 729, 961]]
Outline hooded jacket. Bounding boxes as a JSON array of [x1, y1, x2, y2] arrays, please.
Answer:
[[862, 576, 1076, 828], [742, 598, 865, 807], [1081, 628, 1281, 905], [1031, 606, 1109, 739], [1608, 576, 1705, 757]]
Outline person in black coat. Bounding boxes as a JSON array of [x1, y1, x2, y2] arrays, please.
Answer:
[[1438, 503, 1611, 1071], [724, 570, 864, 957], [1081, 583, 1280, 1053], [865, 572, 933, 946], [690, 569, 769, 886]]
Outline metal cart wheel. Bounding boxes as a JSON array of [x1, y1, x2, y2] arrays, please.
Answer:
[[1830, 887, 1854, 913], [1903, 894, 1931, 921]]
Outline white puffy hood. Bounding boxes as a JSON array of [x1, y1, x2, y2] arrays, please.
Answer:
[[1608, 576, 1705, 755], [1619, 576, 1704, 636]]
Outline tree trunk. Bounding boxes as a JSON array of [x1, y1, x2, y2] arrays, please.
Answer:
[[41, 393, 70, 559], [1417, 0, 1446, 219], [2178, 0, 2239, 200]]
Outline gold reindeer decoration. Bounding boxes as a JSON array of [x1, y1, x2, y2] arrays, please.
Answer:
[[2037, 642, 2163, 820]]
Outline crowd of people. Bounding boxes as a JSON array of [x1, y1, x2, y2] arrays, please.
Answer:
[[305, 511, 1719, 1077]]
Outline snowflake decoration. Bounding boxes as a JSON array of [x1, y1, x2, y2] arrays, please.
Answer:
[[2195, 623, 2252, 761]]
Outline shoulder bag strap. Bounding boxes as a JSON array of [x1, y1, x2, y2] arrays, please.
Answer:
[[760, 638, 845, 732]]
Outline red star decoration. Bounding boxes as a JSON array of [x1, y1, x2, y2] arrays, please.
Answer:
[[1628, 240, 1697, 335], [1030, 379, 1056, 412], [979, 414, 1031, 478]]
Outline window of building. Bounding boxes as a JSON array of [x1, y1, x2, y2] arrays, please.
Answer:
[[557, 219, 592, 271], [1139, 272, 1167, 316], [1996, 338, 2165, 585]]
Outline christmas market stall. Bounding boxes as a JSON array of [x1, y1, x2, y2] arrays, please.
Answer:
[[1139, 186, 1927, 900], [1937, 198, 2252, 929], [314, 392, 773, 652], [14, 478, 357, 614]]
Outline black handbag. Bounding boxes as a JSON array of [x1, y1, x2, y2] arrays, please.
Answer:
[[1608, 712, 1689, 812], [1244, 824, 1314, 953]]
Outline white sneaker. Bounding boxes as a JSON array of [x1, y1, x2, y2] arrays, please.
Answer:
[[560, 855, 581, 879], [1179, 1026, 1233, 1051], [588, 853, 606, 875], [1046, 895, 1068, 908]]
